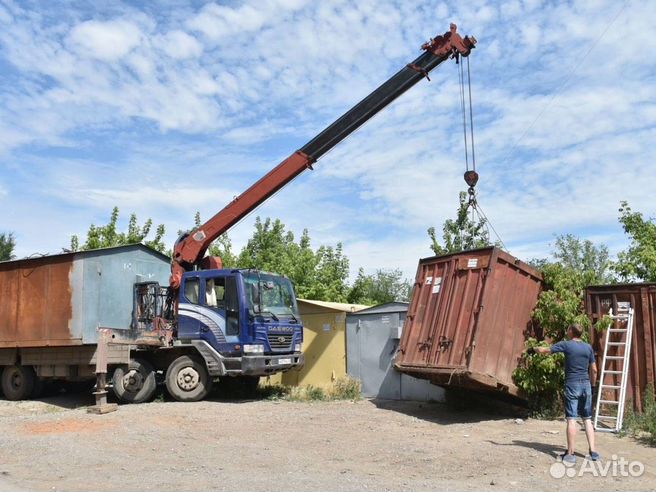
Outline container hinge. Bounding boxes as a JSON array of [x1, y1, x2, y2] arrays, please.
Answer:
[[417, 340, 432, 351], [438, 336, 453, 351]]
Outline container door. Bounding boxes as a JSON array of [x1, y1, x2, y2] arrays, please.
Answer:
[[424, 252, 489, 369], [401, 259, 452, 366]]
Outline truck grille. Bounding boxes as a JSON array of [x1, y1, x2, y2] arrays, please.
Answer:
[[267, 333, 293, 352]]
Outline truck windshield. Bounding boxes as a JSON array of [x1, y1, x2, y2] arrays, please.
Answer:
[[242, 272, 300, 319]]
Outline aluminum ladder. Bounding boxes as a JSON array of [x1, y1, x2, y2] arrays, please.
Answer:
[[593, 304, 634, 433]]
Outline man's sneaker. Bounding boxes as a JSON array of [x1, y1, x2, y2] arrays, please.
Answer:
[[562, 453, 576, 464], [589, 451, 600, 461]]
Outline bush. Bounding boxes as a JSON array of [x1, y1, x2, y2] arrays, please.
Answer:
[[259, 377, 362, 402], [513, 262, 602, 415], [328, 376, 362, 401], [302, 385, 326, 401], [622, 385, 656, 446], [513, 339, 565, 418]]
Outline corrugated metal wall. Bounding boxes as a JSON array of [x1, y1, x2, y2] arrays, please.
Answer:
[[346, 305, 444, 402], [0, 245, 170, 348], [586, 284, 656, 412], [395, 247, 542, 397]]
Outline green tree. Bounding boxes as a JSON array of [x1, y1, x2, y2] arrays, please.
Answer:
[[347, 268, 411, 305], [71, 207, 167, 253], [0, 232, 16, 261], [514, 235, 613, 415], [428, 191, 492, 255], [552, 234, 614, 284], [306, 244, 350, 302], [614, 201, 656, 281], [238, 217, 299, 275], [531, 263, 593, 341], [237, 217, 350, 302]]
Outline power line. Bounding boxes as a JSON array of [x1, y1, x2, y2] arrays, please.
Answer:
[[496, 0, 629, 167]]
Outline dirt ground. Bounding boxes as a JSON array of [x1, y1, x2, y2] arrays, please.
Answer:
[[0, 392, 654, 492]]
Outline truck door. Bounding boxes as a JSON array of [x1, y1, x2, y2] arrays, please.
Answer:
[[177, 275, 200, 338], [197, 275, 239, 346]]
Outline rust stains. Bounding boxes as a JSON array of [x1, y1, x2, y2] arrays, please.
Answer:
[[0, 255, 75, 348], [586, 284, 656, 413], [395, 247, 542, 398]]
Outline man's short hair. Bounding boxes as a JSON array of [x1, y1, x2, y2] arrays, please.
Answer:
[[568, 323, 584, 338]]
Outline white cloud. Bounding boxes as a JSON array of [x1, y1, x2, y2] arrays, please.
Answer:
[[1, 0, 656, 280], [156, 30, 203, 59], [68, 19, 143, 61], [187, 2, 267, 41]]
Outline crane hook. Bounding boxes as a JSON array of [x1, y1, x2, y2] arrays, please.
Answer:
[[464, 170, 478, 188]]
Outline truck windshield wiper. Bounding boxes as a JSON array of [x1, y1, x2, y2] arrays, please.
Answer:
[[288, 313, 298, 323], [255, 309, 279, 321]]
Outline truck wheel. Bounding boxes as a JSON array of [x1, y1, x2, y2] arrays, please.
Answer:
[[165, 355, 213, 402], [1, 365, 36, 401], [112, 358, 157, 404]]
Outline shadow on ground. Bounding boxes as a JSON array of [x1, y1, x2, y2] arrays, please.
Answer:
[[485, 439, 572, 458], [0, 387, 95, 411], [371, 386, 528, 425]]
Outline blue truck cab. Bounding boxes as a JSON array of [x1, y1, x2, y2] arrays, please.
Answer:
[[176, 269, 304, 378]]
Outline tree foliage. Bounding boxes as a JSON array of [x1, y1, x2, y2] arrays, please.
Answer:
[[71, 207, 167, 253], [614, 201, 656, 281], [237, 217, 351, 302], [428, 191, 493, 255], [0, 232, 16, 261], [347, 268, 411, 305], [552, 234, 613, 285], [532, 263, 593, 341], [514, 234, 613, 414], [527, 234, 615, 340]]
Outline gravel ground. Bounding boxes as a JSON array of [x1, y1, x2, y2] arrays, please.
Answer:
[[0, 393, 654, 492]]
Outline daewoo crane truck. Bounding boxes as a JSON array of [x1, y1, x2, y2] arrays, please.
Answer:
[[0, 24, 476, 404]]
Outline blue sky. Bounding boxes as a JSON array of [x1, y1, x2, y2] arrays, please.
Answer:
[[1, 0, 655, 280]]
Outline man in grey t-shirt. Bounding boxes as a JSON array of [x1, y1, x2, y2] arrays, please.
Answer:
[[529, 323, 600, 463]]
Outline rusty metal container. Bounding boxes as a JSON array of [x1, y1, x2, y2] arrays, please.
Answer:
[[586, 284, 656, 413], [394, 247, 542, 397], [0, 245, 170, 348]]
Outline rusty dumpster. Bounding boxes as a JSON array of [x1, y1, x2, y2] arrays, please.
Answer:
[[586, 283, 656, 413], [394, 247, 542, 397]]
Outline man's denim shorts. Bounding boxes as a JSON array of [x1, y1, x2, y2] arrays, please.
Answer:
[[564, 379, 592, 419]]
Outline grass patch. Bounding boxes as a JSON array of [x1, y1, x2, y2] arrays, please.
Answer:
[[259, 376, 362, 402], [328, 376, 362, 401], [622, 384, 656, 446]]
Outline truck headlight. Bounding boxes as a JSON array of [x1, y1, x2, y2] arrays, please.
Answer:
[[243, 344, 264, 354], [294, 343, 302, 352]]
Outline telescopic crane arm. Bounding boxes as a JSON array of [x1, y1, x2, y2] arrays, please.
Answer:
[[170, 23, 476, 289]]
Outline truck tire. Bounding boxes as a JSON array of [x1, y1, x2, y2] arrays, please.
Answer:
[[165, 355, 213, 402], [1, 365, 36, 401], [112, 358, 157, 404]]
